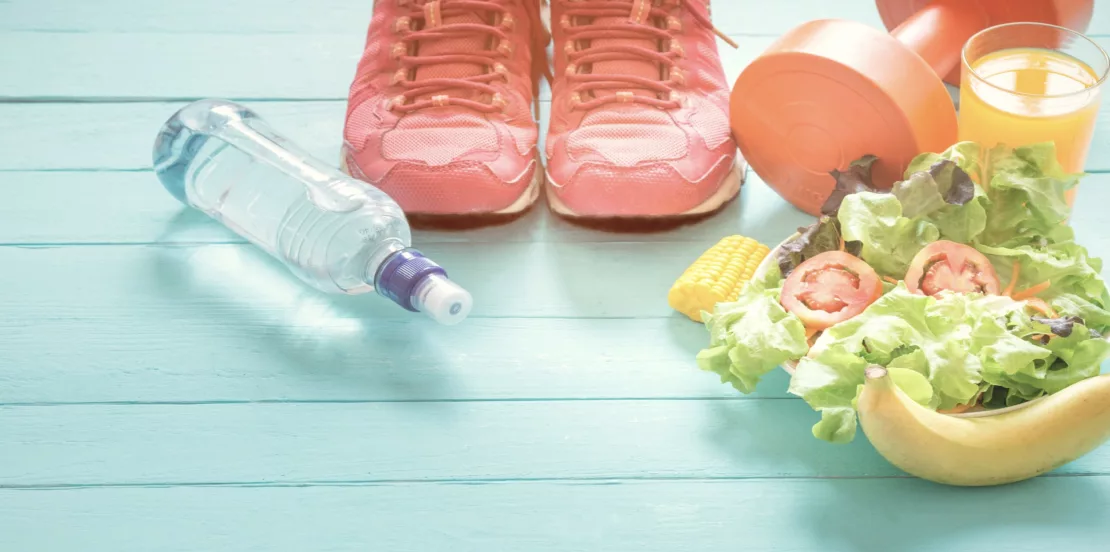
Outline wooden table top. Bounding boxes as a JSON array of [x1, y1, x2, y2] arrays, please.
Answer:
[[3, 1, 1110, 550]]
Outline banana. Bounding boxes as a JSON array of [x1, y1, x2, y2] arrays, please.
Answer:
[[856, 365, 1110, 486]]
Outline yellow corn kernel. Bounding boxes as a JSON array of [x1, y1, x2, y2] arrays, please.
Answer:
[[668, 235, 771, 322]]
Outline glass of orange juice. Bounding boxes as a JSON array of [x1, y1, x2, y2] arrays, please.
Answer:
[[958, 22, 1108, 206]]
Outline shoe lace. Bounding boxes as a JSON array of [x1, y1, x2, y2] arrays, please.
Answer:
[[390, 0, 553, 115], [558, 0, 737, 111]]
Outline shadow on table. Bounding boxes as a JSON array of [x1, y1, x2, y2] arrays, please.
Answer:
[[798, 474, 1107, 552], [701, 393, 1108, 551], [702, 395, 894, 477], [148, 211, 457, 408]]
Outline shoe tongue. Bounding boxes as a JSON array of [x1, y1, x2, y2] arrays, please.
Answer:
[[586, 3, 662, 99], [413, 5, 491, 101]]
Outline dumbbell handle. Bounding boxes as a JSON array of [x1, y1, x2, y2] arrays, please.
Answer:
[[889, 0, 988, 83]]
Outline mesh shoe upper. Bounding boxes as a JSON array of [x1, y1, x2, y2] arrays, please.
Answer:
[[344, 0, 550, 215], [546, 0, 740, 217]]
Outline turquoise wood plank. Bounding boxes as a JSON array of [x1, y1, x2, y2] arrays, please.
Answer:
[[0, 100, 556, 172], [0, 0, 376, 34], [4, 401, 1110, 486], [0, 170, 803, 244], [11, 94, 1110, 176], [0, 239, 831, 319], [0, 241, 749, 319], [2, 14, 1107, 103], [0, 32, 364, 100], [0, 101, 349, 171], [1093, 3, 1110, 34], [0, 316, 796, 403], [0, 0, 884, 36], [0, 32, 766, 101], [4, 168, 1110, 247], [3, 477, 1110, 552], [6, 0, 1101, 37]]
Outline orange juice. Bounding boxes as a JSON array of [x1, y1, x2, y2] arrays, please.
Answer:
[[958, 47, 1102, 205]]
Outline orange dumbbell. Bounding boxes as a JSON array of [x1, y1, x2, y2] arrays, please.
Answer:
[[729, 0, 1093, 216]]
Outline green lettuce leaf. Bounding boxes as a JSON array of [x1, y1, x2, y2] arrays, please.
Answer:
[[1049, 294, 1110, 335], [789, 345, 869, 444], [836, 150, 988, 276], [776, 216, 844, 277], [894, 159, 976, 215], [899, 148, 989, 244], [859, 343, 918, 366], [750, 262, 784, 293], [958, 141, 1110, 333], [838, 193, 939, 276], [1039, 327, 1110, 394], [888, 367, 935, 407], [970, 309, 1054, 397], [821, 154, 881, 215], [696, 273, 808, 394], [976, 305, 1110, 407], [905, 142, 983, 179], [927, 198, 989, 245], [788, 286, 1057, 443], [1030, 315, 1092, 338], [979, 143, 1081, 248], [976, 241, 1109, 309], [892, 169, 949, 218]]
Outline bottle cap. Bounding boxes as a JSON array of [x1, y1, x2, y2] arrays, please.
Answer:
[[376, 249, 472, 325], [413, 274, 472, 326]]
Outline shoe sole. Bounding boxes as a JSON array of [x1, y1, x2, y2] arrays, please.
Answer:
[[339, 145, 543, 228], [545, 161, 745, 230]]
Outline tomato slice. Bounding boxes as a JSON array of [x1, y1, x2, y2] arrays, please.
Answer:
[[905, 241, 1001, 296], [780, 251, 883, 330]]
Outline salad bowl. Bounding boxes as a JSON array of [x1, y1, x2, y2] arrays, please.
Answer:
[[751, 233, 1108, 419], [698, 142, 1110, 483]]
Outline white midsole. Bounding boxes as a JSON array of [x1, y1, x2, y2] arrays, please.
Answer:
[[545, 161, 745, 218], [339, 145, 543, 216]]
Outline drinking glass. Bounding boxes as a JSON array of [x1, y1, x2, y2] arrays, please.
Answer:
[[958, 22, 1108, 206]]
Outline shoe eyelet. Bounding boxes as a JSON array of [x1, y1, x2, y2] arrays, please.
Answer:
[[501, 14, 515, 30], [394, 16, 411, 34], [391, 69, 407, 85], [389, 95, 407, 110], [669, 41, 685, 57], [616, 91, 635, 103], [497, 40, 514, 56], [564, 63, 577, 77], [493, 63, 510, 82], [431, 95, 450, 107], [559, 15, 572, 31], [390, 42, 407, 60], [563, 42, 576, 56], [669, 69, 685, 85], [492, 93, 509, 111], [667, 16, 682, 32]]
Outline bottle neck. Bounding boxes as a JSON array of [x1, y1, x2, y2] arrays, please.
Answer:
[[365, 243, 473, 325], [365, 240, 408, 289], [370, 247, 446, 312]]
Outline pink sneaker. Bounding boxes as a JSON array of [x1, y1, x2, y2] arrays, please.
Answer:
[[342, 0, 551, 220], [545, 0, 743, 220]]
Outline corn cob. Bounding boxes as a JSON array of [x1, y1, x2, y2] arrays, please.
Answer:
[[668, 235, 771, 322]]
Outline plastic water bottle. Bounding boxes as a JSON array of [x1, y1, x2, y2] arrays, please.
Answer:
[[151, 99, 472, 326]]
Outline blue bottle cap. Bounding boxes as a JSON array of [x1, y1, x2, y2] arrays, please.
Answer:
[[375, 249, 447, 312]]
